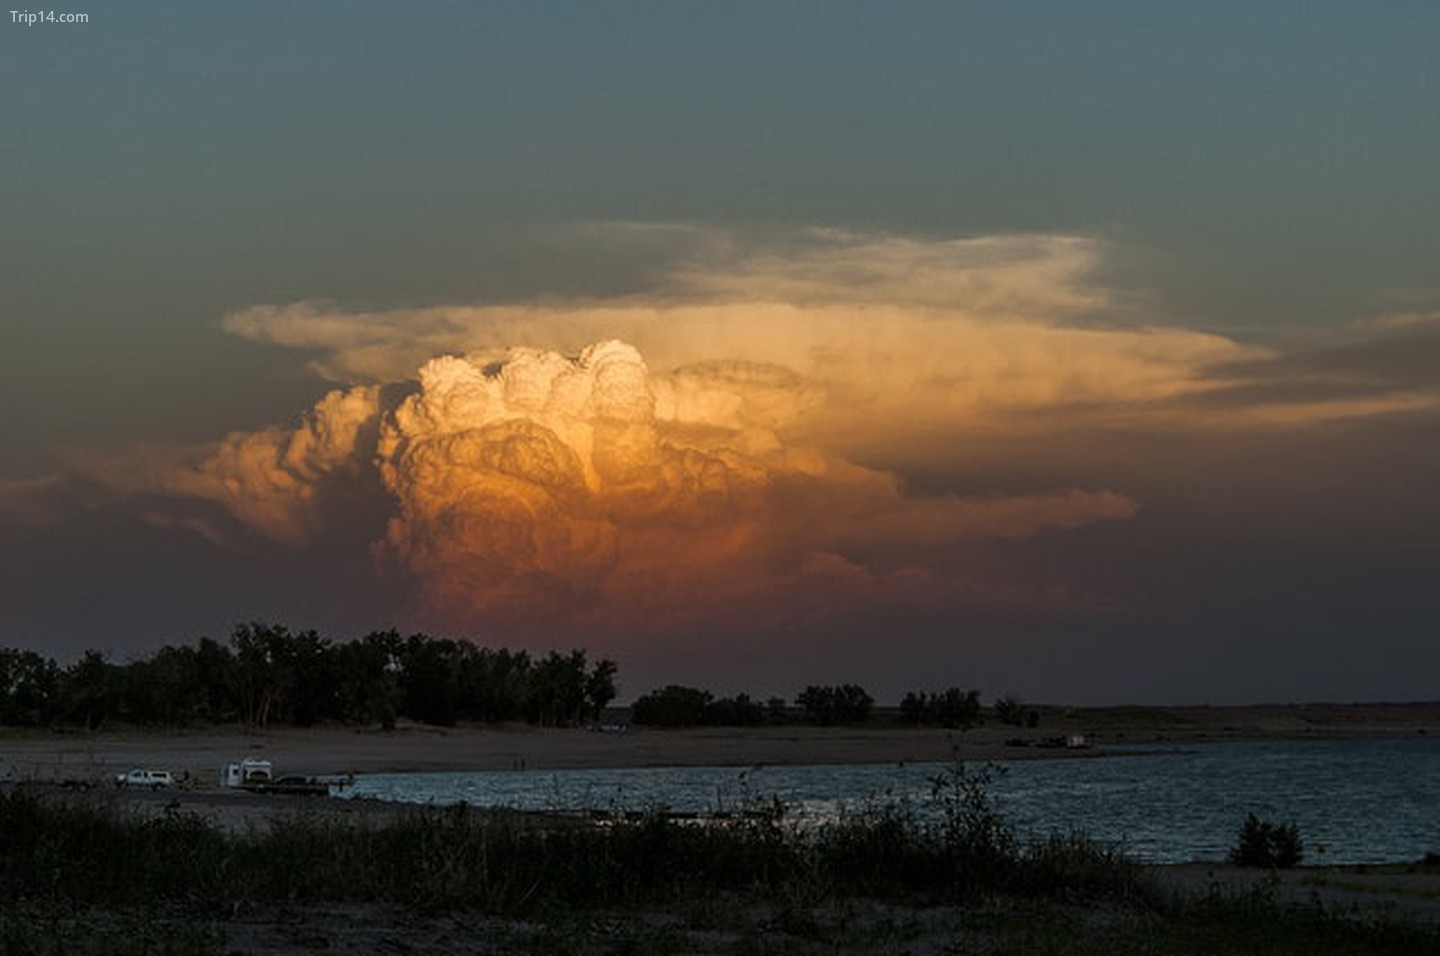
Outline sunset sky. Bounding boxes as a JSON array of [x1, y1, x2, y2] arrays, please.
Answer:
[[3, 3, 1438, 704]]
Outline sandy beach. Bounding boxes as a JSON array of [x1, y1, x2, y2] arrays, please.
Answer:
[[2, 722, 1046, 786], [0, 720, 1051, 833], [4, 701, 1438, 834], [6, 701, 1439, 786]]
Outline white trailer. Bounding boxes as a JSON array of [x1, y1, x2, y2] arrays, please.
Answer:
[[221, 758, 273, 788]]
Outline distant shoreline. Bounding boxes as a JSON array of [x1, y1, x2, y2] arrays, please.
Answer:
[[3, 701, 1437, 785]]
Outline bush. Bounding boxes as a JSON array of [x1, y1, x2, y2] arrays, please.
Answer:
[[630, 685, 713, 727], [992, 693, 1039, 728], [796, 684, 873, 725], [704, 693, 767, 726], [630, 687, 776, 727], [929, 763, 1019, 890], [900, 687, 983, 729], [1228, 813, 1304, 868]]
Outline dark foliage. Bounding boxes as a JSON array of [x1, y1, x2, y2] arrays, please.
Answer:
[[631, 685, 713, 727], [0, 624, 616, 731], [796, 684, 874, 725], [8, 775, 1436, 955], [993, 693, 1040, 728], [1228, 813, 1304, 868], [0, 766, 1143, 914], [0, 649, 62, 727], [900, 687, 983, 729], [630, 685, 771, 727], [704, 692, 768, 726]]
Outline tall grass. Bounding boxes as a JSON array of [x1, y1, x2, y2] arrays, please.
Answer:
[[1, 765, 1143, 915], [5, 768, 1438, 954]]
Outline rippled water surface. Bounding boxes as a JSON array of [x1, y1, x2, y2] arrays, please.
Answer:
[[343, 737, 1440, 864]]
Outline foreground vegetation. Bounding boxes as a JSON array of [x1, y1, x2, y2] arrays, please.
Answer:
[[3, 767, 1437, 954]]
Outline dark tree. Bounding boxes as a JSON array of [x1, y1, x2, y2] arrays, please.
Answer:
[[333, 630, 403, 727], [193, 636, 238, 722], [993, 693, 1029, 727], [124, 645, 206, 726], [398, 634, 461, 726], [902, 687, 983, 729], [229, 622, 302, 728], [796, 684, 873, 726], [631, 685, 713, 727], [0, 648, 63, 727], [705, 693, 767, 726], [286, 629, 339, 727], [62, 650, 123, 730], [583, 658, 619, 721]]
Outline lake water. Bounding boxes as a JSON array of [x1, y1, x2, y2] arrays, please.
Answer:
[[340, 737, 1440, 864]]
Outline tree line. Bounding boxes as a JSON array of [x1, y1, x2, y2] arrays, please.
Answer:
[[0, 623, 616, 730], [628, 683, 1035, 729], [627, 683, 879, 728], [0, 622, 1037, 733]]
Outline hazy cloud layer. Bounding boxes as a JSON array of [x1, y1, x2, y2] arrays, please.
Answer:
[[221, 230, 1119, 384], [225, 229, 1439, 446]]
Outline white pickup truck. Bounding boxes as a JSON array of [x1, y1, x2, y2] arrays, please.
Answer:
[[114, 769, 174, 789]]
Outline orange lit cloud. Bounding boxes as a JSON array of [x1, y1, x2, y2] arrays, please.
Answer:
[[74, 386, 382, 546], [222, 231, 1260, 448], [168, 385, 382, 544], [371, 340, 1135, 634], [110, 331, 1137, 637], [83, 228, 1440, 642], [229, 228, 1439, 447]]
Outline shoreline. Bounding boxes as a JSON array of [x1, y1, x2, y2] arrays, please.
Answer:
[[5, 701, 1439, 784], [3, 702, 1437, 837], [8, 708, 1440, 932]]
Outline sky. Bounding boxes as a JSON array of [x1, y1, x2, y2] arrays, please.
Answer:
[[3, 2, 1439, 705]]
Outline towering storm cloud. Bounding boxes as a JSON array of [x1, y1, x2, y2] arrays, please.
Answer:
[[44, 228, 1440, 656], [151, 333, 1134, 638]]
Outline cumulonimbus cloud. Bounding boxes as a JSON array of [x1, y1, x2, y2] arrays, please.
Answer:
[[338, 339, 1138, 633], [60, 227, 1440, 641], [115, 335, 1137, 636]]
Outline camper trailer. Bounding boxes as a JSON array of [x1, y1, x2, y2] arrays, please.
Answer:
[[221, 758, 273, 789], [220, 757, 352, 795]]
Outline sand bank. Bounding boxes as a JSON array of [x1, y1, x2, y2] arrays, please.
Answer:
[[5, 701, 1438, 787], [2, 723, 1030, 786]]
